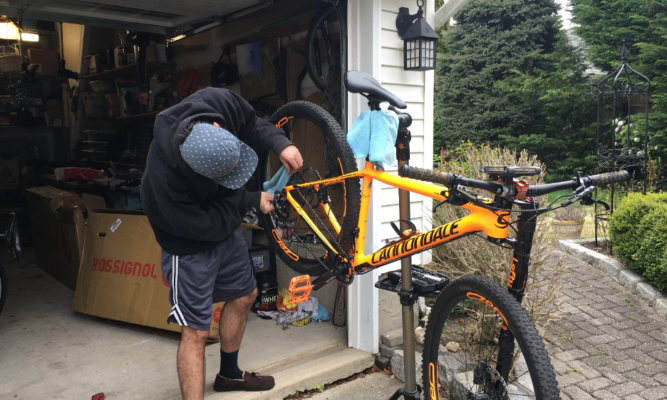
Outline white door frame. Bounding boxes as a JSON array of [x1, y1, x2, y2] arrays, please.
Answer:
[[346, 0, 436, 354], [346, 0, 383, 354]]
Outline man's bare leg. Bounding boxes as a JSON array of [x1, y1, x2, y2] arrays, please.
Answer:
[[219, 288, 257, 352], [214, 288, 274, 391], [178, 327, 209, 400]]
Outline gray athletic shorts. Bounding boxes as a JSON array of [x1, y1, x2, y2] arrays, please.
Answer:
[[161, 226, 257, 331]]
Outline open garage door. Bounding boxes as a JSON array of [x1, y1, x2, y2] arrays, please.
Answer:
[[0, 0, 276, 35]]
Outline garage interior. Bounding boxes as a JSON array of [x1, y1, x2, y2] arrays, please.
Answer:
[[0, 1, 376, 399]]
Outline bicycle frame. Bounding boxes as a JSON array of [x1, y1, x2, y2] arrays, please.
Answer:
[[281, 160, 543, 385], [279, 161, 511, 275]]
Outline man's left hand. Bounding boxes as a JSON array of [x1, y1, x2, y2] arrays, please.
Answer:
[[279, 145, 303, 174]]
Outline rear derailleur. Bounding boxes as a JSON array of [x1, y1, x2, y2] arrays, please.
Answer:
[[273, 191, 291, 221]]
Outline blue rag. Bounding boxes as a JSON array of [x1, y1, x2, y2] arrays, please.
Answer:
[[346, 109, 399, 170], [263, 165, 291, 195], [311, 304, 330, 322]]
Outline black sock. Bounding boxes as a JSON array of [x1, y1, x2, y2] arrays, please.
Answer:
[[219, 349, 243, 379]]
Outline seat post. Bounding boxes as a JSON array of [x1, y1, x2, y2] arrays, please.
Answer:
[[368, 99, 381, 111], [393, 121, 421, 399]]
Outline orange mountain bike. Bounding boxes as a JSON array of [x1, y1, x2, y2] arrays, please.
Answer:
[[257, 71, 630, 400]]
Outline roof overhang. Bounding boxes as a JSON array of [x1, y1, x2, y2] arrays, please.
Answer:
[[434, 0, 469, 30]]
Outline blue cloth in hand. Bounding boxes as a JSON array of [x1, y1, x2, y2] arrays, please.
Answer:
[[263, 165, 291, 195], [346, 109, 399, 170], [311, 304, 330, 322]]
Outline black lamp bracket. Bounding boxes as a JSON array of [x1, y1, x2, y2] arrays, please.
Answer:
[[396, 0, 424, 38]]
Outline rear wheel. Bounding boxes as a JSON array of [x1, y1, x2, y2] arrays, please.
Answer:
[[422, 276, 560, 400], [259, 101, 360, 276], [305, 5, 336, 92]]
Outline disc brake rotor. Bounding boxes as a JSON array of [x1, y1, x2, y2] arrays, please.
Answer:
[[472, 361, 509, 400]]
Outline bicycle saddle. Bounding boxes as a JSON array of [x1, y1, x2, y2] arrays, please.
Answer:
[[345, 71, 407, 109]]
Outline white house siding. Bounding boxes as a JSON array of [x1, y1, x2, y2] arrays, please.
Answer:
[[347, 0, 435, 353], [377, 0, 434, 273]]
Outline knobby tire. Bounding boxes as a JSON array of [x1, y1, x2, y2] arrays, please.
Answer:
[[422, 276, 560, 399]]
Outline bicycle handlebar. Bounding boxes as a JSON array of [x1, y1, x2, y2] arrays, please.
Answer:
[[400, 166, 631, 199], [527, 170, 630, 196], [586, 170, 631, 186], [400, 165, 502, 194], [525, 180, 577, 197], [399, 165, 455, 186]]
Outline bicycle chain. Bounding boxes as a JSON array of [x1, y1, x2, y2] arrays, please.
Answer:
[[295, 185, 349, 257]]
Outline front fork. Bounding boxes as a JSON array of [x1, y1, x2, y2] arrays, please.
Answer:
[[495, 200, 538, 384]]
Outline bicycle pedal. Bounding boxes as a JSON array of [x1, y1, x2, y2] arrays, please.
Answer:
[[289, 275, 312, 304]]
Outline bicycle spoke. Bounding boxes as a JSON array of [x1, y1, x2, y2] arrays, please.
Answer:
[[436, 301, 537, 400], [265, 117, 347, 264]]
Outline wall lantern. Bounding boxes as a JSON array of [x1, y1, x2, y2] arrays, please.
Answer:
[[396, 0, 439, 71]]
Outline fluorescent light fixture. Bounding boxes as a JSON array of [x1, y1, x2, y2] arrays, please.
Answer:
[[21, 32, 39, 42], [0, 21, 19, 40]]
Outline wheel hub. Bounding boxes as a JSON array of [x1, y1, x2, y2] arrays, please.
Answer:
[[472, 361, 509, 400]]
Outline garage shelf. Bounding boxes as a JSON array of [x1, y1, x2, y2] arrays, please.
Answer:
[[83, 61, 175, 81]]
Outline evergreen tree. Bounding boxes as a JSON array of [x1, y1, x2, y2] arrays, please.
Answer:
[[434, 0, 561, 148], [434, 0, 599, 180], [571, 0, 667, 172], [495, 35, 598, 180]]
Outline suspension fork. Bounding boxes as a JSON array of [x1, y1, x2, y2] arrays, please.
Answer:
[[495, 199, 539, 384]]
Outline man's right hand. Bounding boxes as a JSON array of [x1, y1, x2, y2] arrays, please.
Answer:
[[260, 192, 275, 214]]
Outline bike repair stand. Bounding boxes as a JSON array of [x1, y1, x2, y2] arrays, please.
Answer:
[[388, 115, 422, 400]]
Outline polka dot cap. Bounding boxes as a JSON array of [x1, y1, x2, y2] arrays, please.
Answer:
[[179, 123, 258, 190]]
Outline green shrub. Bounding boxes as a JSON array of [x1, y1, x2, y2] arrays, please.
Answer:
[[609, 193, 667, 289], [633, 206, 667, 291]]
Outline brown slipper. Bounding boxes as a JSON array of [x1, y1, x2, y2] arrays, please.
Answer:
[[213, 371, 275, 392]]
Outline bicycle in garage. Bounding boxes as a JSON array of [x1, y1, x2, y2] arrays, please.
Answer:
[[258, 70, 629, 399], [0, 211, 23, 316]]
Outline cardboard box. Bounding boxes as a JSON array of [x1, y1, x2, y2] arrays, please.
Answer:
[[25, 187, 89, 290], [73, 210, 260, 338], [26, 49, 60, 76]]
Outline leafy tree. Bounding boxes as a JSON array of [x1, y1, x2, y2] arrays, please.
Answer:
[[434, 0, 561, 148], [495, 33, 598, 180], [434, 0, 598, 180], [571, 0, 667, 172]]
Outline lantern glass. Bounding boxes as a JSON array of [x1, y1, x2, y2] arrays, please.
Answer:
[[422, 38, 435, 69], [404, 37, 436, 71]]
